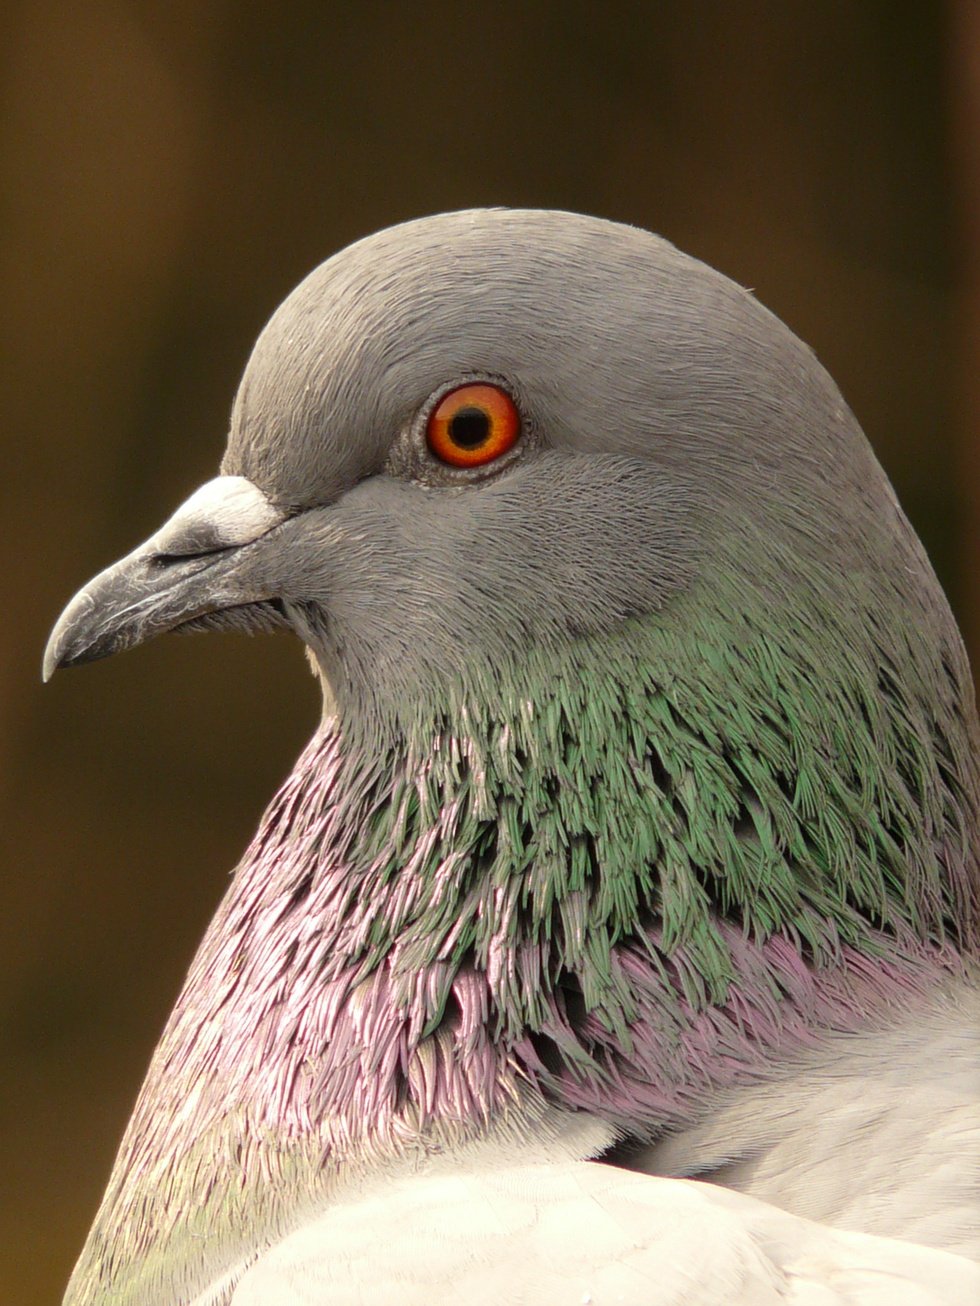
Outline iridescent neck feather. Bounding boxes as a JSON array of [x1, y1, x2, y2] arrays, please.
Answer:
[[66, 546, 980, 1305]]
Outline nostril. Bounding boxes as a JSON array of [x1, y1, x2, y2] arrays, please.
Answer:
[[145, 476, 287, 560], [148, 546, 235, 569]]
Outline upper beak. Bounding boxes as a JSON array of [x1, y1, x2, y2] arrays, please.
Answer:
[[43, 476, 287, 681]]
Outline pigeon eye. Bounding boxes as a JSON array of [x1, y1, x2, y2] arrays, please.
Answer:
[[426, 383, 521, 468]]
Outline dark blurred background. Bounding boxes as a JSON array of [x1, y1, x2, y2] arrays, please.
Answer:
[[3, 2, 980, 1301]]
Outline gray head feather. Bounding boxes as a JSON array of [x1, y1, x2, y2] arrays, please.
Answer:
[[221, 208, 906, 738]]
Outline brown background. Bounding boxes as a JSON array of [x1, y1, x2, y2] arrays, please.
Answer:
[[3, 3, 980, 1301]]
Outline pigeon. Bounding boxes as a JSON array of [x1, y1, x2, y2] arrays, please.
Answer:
[[45, 209, 980, 1304]]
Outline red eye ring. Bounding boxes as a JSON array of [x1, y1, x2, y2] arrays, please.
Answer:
[[426, 383, 521, 468]]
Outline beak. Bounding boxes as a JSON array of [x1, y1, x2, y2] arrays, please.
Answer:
[[43, 476, 288, 681]]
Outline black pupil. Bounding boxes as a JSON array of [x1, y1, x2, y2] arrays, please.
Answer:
[[449, 406, 491, 449]]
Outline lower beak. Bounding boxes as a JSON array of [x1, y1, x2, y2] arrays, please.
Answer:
[[43, 476, 287, 681]]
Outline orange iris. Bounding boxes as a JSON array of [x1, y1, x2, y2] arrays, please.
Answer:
[[426, 383, 521, 468]]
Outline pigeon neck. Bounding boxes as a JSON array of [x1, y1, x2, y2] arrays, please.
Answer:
[[190, 564, 980, 1149], [67, 578, 980, 1304]]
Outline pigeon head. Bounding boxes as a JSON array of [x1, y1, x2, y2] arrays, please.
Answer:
[[47, 211, 909, 732]]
